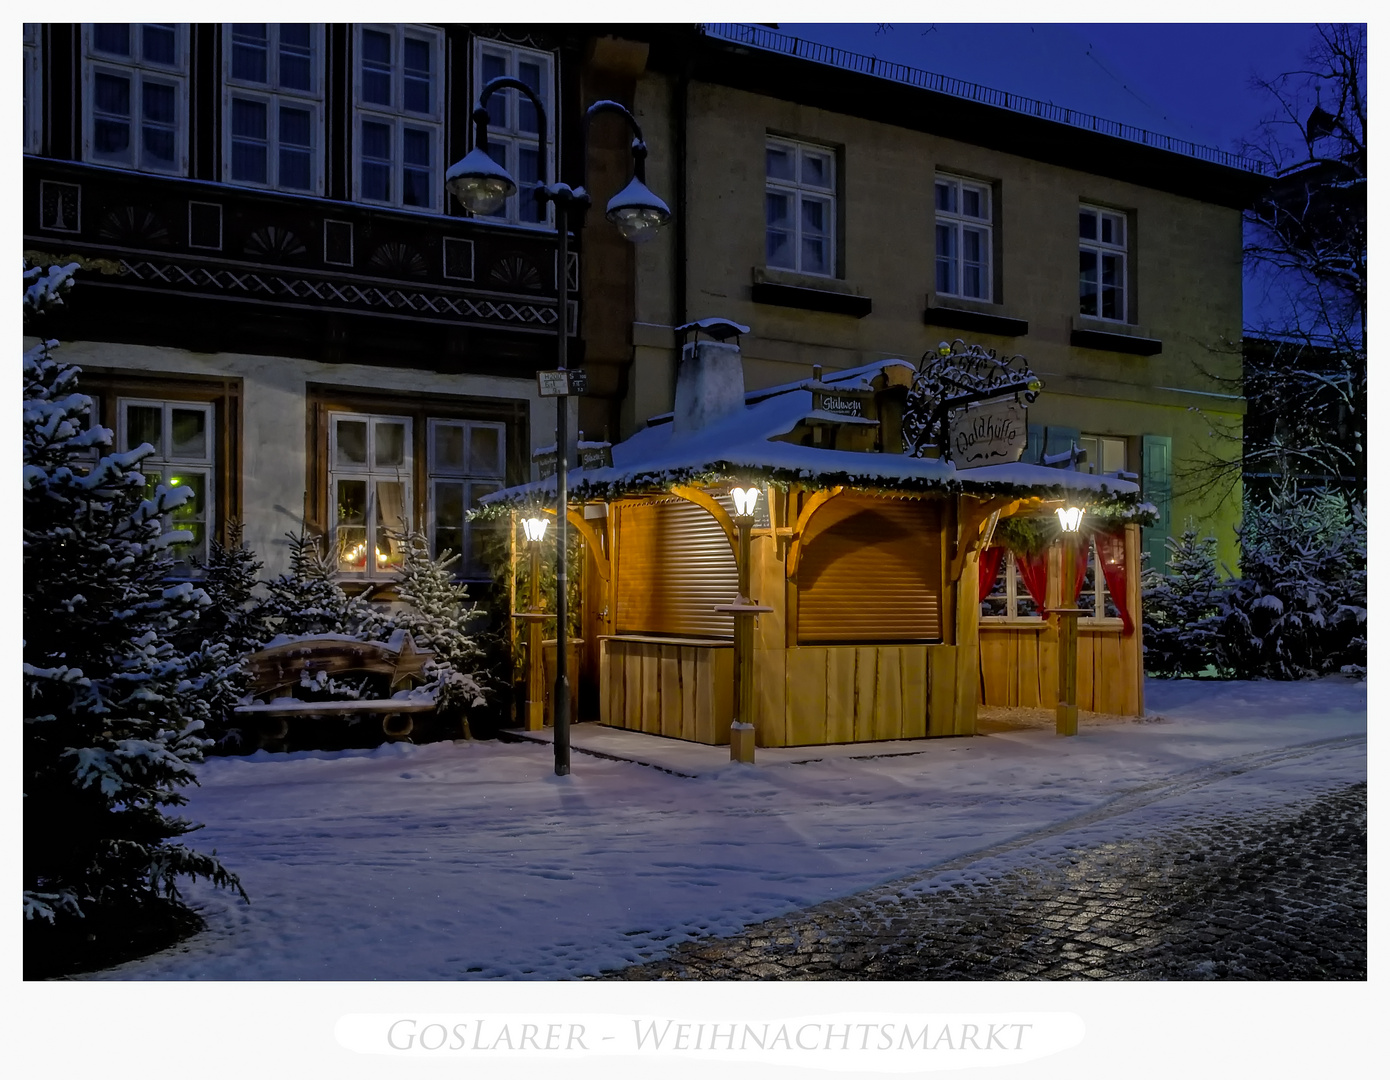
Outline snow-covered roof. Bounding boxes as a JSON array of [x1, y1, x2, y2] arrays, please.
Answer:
[[483, 359, 1141, 510]]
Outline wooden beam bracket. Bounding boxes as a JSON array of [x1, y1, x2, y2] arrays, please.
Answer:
[[542, 506, 611, 581], [785, 486, 845, 579]]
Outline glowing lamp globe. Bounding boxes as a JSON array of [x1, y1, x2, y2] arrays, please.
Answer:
[[731, 486, 760, 518], [521, 516, 550, 543], [1055, 506, 1085, 533]]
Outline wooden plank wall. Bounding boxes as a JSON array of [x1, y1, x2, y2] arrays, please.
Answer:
[[781, 645, 932, 746], [600, 638, 733, 744]]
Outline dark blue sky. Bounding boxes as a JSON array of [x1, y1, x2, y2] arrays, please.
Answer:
[[777, 23, 1319, 156]]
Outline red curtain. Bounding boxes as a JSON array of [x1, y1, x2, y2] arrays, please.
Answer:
[[978, 545, 1006, 602], [1016, 549, 1049, 617], [1095, 529, 1134, 634]]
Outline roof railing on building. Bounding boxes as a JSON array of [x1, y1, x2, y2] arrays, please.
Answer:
[[700, 23, 1266, 174]]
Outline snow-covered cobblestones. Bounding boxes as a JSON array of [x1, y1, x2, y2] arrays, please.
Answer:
[[82, 677, 1365, 981]]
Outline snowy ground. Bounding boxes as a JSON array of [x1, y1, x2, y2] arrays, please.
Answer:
[[84, 677, 1366, 983]]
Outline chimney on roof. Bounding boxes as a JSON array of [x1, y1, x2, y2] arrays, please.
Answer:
[[672, 337, 746, 438]]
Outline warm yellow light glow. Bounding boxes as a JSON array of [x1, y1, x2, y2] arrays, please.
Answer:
[[1056, 506, 1085, 533], [522, 516, 550, 543], [731, 486, 760, 518]]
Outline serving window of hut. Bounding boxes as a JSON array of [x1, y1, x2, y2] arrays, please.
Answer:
[[797, 495, 944, 644], [613, 495, 739, 639]]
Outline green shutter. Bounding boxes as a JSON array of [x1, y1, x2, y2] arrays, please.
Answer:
[[1142, 434, 1172, 574], [1025, 423, 1044, 463], [1044, 425, 1080, 460]]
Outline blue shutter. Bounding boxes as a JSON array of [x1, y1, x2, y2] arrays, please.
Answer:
[[1142, 434, 1172, 574]]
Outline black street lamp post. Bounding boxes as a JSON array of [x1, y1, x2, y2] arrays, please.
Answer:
[[447, 78, 670, 775]]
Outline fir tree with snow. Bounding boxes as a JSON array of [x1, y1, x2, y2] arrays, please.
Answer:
[[1216, 489, 1366, 679], [1142, 527, 1229, 677], [23, 266, 244, 975], [195, 521, 272, 657]]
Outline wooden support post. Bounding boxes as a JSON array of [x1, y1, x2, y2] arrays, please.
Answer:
[[716, 516, 771, 763], [1054, 607, 1083, 736]]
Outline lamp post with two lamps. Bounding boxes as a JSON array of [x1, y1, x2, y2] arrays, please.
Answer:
[[447, 79, 670, 775]]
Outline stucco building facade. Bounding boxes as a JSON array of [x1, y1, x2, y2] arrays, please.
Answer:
[[590, 25, 1258, 573]]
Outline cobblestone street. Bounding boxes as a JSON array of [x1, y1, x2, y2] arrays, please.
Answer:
[[603, 781, 1366, 981]]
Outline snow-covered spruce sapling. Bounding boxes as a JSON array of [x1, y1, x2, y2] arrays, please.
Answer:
[[251, 526, 376, 640], [377, 531, 488, 734], [1141, 527, 1230, 678], [195, 520, 271, 656], [23, 284, 244, 967]]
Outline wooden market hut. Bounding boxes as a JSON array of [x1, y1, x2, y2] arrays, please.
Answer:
[[493, 336, 1149, 748]]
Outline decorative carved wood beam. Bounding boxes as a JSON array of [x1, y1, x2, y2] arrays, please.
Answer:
[[542, 506, 611, 581], [948, 494, 1018, 583], [670, 485, 739, 558], [786, 485, 845, 579]]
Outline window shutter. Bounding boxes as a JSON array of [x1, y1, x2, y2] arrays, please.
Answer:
[[1024, 423, 1045, 464], [1141, 434, 1172, 574], [1044, 425, 1080, 459], [797, 497, 943, 644], [614, 497, 738, 639]]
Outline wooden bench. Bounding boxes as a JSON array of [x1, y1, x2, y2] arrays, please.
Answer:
[[234, 629, 436, 743]]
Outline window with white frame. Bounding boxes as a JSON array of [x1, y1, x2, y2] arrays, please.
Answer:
[[935, 175, 992, 300], [765, 137, 835, 277], [329, 413, 413, 579], [82, 23, 189, 175], [353, 24, 444, 213], [981, 547, 1119, 622], [428, 419, 507, 577], [117, 399, 215, 571], [981, 553, 1042, 621], [473, 38, 555, 227], [222, 24, 324, 194], [1079, 205, 1128, 321], [1077, 539, 1123, 621], [24, 24, 42, 154], [1077, 433, 1128, 477]]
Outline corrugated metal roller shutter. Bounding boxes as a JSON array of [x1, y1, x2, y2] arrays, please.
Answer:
[[798, 496, 944, 644], [615, 496, 739, 639]]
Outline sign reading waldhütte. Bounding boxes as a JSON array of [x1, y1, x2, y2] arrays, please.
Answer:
[[949, 400, 1027, 468]]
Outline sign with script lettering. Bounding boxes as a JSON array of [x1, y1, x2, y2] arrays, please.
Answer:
[[949, 400, 1027, 468], [811, 388, 870, 417]]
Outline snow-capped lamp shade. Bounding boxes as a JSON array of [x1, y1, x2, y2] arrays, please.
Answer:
[[446, 146, 517, 215], [1055, 506, 1085, 533], [605, 176, 671, 242], [521, 516, 550, 543], [731, 486, 760, 518]]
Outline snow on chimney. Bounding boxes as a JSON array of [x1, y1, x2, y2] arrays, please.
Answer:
[[671, 338, 746, 438]]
